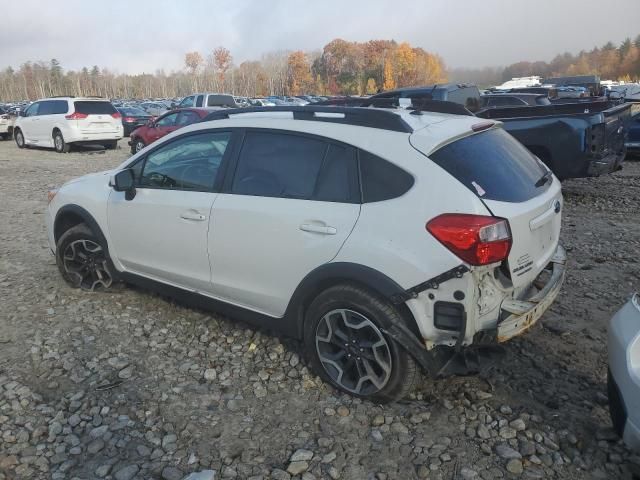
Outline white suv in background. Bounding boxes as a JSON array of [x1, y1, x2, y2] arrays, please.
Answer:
[[14, 97, 123, 153], [46, 105, 565, 402]]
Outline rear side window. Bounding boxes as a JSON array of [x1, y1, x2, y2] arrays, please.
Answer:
[[314, 144, 358, 203], [360, 150, 414, 203], [176, 110, 200, 126], [38, 100, 67, 116], [37, 101, 55, 116], [232, 131, 326, 199], [429, 128, 549, 202], [74, 101, 116, 115]]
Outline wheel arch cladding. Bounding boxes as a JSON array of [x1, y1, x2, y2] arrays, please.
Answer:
[[54, 205, 108, 250], [286, 262, 422, 340]]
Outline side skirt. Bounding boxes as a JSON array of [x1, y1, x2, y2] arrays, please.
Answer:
[[118, 272, 302, 339]]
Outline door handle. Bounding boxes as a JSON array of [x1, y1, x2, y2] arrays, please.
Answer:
[[180, 211, 206, 221], [299, 223, 337, 235]]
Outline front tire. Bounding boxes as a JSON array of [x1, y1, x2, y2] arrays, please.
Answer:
[[56, 224, 115, 291], [304, 284, 418, 403], [15, 129, 25, 148], [53, 131, 71, 153], [104, 140, 117, 150]]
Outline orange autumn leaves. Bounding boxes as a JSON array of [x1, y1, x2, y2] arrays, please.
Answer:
[[287, 39, 446, 95]]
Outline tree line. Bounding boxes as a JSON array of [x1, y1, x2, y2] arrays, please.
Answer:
[[2, 34, 640, 102], [451, 35, 640, 87], [0, 39, 446, 102]]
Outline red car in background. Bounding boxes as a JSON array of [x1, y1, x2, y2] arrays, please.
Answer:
[[128, 108, 217, 154]]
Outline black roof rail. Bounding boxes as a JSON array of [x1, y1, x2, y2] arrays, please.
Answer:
[[49, 95, 74, 98], [314, 97, 474, 116], [200, 105, 414, 133]]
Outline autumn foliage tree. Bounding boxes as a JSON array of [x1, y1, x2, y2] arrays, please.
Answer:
[[287, 51, 313, 95], [212, 47, 232, 91]]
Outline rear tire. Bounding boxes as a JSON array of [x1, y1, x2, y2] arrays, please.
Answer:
[[303, 284, 418, 403], [56, 223, 116, 291], [53, 131, 71, 153], [15, 129, 25, 148], [131, 138, 145, 154]]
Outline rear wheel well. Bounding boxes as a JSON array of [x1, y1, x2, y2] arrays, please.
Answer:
[[296, 277, 422, 340], [52, 127, 61, 138]]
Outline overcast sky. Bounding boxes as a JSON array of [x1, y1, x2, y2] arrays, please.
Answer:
[[2, 0, 640, 74]]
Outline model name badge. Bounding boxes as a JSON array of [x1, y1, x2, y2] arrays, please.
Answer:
[[512, 261, 533, 276]]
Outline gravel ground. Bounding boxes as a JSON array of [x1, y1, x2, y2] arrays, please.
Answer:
[[0, 139, 639, 480]]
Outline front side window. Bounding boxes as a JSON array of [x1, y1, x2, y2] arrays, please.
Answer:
[[25, 103, 40, 117], [231, 131, 327, 199], [139, 132, 230, 191], [156, 112, 179, 127]]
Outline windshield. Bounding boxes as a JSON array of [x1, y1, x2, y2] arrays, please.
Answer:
[[429, 128, 550, 202]]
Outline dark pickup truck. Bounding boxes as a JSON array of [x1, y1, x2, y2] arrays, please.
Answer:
[[368, 84, 632, 180]]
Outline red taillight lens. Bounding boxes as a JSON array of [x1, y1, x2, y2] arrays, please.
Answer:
[[65, 112, 88, 120], [426, 214, 512, 266], [111, 112, 122, 119], [123, 117, 135, 122]]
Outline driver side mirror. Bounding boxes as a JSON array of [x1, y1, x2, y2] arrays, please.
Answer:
[[147, 120, 155, 127], [19, 110, 27, 117], [110, 169, 136, 200]]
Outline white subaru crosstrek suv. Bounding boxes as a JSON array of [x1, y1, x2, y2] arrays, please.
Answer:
[[46, 105, 566, 402], [14, 97, 123, 153]]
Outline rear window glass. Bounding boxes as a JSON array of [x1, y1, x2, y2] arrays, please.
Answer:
[[429, 128, 549, 202], [74, 101, 117, 115], [120, 107, 148, 116]]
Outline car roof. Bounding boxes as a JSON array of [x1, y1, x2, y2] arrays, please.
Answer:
[[37, 97, 111, 102], [188, 106, 490, 155]]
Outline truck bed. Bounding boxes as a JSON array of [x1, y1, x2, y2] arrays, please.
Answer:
[[476, 102, 632, 180]]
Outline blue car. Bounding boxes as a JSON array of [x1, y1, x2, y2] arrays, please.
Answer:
[[626, 111, 640, 154]]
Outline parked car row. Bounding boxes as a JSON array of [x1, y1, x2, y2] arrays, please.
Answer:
[[325, 83, 633, 181]]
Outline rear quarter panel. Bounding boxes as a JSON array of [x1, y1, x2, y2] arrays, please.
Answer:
[[335, 137, 490, 290]]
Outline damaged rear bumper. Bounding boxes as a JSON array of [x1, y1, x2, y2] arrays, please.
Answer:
[[496, 244, 566, 342]]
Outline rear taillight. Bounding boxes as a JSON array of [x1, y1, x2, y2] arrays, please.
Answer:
[[426, 214, 512, 266], [65, 112, 88, 120], [111, 112, 122, 119], [123, 117, 135, 122]]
